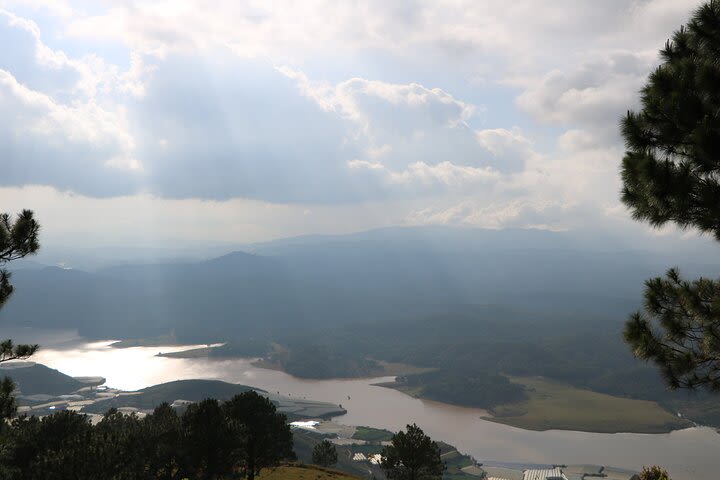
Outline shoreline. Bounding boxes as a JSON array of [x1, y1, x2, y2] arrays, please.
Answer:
[[112, 339, 696, 435], [29, 340, 720, 480], [375, 376, 692, 435]]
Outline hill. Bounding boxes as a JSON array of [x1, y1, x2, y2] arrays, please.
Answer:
[[0, 362, 87, 396], [484, 376, 691, 433], [257, 465, 359, 480], [81, 379, 257, 414], [4, 226, 720, 428], [78, 379, 345, 420], [3, 226, 719, 342]]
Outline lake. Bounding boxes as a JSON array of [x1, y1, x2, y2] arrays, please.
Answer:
[[24, 334, 720, 480]]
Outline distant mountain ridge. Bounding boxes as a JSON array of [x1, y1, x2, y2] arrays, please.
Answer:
[[1, 226, 718, 342]]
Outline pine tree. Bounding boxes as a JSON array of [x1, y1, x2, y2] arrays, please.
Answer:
[[621, 1, 720, 238], [181, 398, 238, 480], [223, 391, 296, 480], [639, 465, 672, 480], [621, 1, 720, 391], [0, 210, 40, 365], [143, 403, 183, 480], [312, 439, 338, 467], [381, 424, 444, 480], [0, 210, 40, 420]]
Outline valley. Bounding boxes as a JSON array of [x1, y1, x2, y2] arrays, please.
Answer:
[[10, 335, 720, 480], [4, 227, 720, 480]]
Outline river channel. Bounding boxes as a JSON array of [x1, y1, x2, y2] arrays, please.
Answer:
[[24, 334, 720, 480]]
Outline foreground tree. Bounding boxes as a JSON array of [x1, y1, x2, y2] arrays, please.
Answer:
[[181, 398, 239, 480], [381, 424, 444, 480], [0, 211, 41, 363], [0, 377, 17, 421], [0, 390, 299, 478], [639, 466, 672, 480], [92, 409, 146, 478], [223, 391, 295, 480], [144, 402, 183, 480], [312, 439, 338, 467], [0, 210, 40, 310], [1, 411, 97, 480], [621, 1, 720, 391], [0, 210, 41, 420]]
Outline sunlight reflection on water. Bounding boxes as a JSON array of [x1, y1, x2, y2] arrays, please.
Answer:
[[28, 338, 720, 480]]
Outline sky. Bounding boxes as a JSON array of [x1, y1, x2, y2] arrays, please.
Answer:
[[0, 0, 707, 247]]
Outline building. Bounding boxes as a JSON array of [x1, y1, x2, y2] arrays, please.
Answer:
[[523, 468, 567, 480], [482, 466, 524, 480]]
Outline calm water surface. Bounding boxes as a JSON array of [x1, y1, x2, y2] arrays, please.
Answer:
[[30, 338, 720, 480]]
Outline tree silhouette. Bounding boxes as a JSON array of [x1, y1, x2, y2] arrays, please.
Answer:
[[1, 411, 96, 480], [144, 402, 183, 480], [0, 210, 41, 364], [223, 391, 295, 480], [381, 424, 444, 480], [639, 465, 671, 480], [92, 409, 146, 478], [0, 385, 298, 478], [312, 439, 338, 467], [621, 1, 720, 391], [0, 377, 17, 421], [0, 210, 40, 310], [0, 210, 41, 421], [181, 398, 239, 480]]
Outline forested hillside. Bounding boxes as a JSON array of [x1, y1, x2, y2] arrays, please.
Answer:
[[2, 227, 718, 341], [3, 227, 718, 426]]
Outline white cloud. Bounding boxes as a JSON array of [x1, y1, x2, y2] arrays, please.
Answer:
[[405, 199, 576, 230], [0, 1, 710, 242], [349, 159, 500, 188], [0, 185, 407, 247], [0, 8, 153, 98], [0, 70, 131, 147], [281, 68, 529, 181], [279, 66, 475, 132], [55, 1, 698, 74], [0, 67, 141, 192], [0, 8, 157, 196], [514, 51, 656, 128]]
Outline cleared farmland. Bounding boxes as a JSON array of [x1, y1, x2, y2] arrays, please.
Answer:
[[484, 376, 691, 433]]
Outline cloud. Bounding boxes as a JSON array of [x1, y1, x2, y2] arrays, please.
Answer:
[[57, 1, 698, 73], [405, 199, 577, 230], [128, 57, 366, 203], [0, 68, 142, 196], [0, 185, 407, 247], [0, 1, 710, 242], [0, 9, 154, 196], [282, 67, 531, 177], [0, 9, 153, 98], [119, 61, 535, 203], [515, 51, 655, 129], [0, 9, 81, 95], [348, 159, 501, 189], [1, 14, 532, 205]]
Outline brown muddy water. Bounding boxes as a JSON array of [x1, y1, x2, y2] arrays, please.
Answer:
[[26, 337, 720, 480]]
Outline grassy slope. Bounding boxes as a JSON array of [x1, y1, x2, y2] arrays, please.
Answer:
[[372, 360, 436, 376], [377, 382, 424, 398], [439, 444, 477, 480], [484, 376, 691, 433], [292, 430, 383, 479], [258, 465, 359, 480], [351, 426, 394, 442]]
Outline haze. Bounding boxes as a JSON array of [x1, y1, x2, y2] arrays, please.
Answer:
[[0, 1, 708, 250]]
